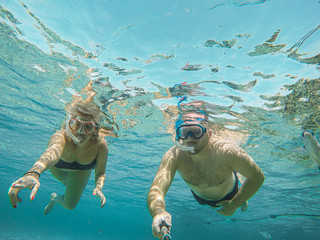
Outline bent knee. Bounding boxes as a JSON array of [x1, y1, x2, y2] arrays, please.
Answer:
[[63, 202, 78, 210]]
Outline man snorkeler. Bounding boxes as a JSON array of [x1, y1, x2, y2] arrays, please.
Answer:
[[147, 117, 265, 239]]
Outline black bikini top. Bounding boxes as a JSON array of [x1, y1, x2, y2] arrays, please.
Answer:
[[54, 159, 96, 170]]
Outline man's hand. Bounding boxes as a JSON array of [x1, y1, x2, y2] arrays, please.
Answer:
[[93, 188, 106, 208], [152, 211, 172, 239], [216, 200, 238, 216], [8, 175, 40, 208]]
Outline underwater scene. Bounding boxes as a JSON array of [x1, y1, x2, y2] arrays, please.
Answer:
[[1, 0, 320, 239]]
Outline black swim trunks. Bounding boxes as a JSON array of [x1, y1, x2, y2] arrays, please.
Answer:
[[54, 159, 96, 170], [191, 171, 239, 207]]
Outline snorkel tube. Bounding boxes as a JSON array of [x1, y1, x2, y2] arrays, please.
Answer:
[[175, 139, 195, 153], [65, 115, 81, 144]]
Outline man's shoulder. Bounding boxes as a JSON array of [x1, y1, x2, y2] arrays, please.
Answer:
[[166, 145, 179, 157], [210, 137, 238, 148], [162, 146, 184, 161], [210, 137, 246, 156]]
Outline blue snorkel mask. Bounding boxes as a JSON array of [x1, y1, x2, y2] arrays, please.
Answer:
[[176, 124, 206, 140], [174, 119, 207, 153]]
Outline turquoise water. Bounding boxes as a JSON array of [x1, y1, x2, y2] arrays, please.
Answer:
[[1, 0, 320, 239]]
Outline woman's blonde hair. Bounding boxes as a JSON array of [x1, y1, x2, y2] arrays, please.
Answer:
[[66, 101, 103, 124]]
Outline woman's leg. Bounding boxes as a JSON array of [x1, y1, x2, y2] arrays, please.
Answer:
[[44, 170, 92, 215], [49, 167, 68, 186]]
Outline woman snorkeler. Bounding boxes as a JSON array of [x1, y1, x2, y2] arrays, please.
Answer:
[[8, 101, 109, 215]]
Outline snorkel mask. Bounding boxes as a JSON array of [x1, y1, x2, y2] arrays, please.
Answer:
[[174, 122, 207, 153], [65, 115, 99, 144]]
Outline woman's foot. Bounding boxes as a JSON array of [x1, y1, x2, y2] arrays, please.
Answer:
[[44, 192, 57, 215]]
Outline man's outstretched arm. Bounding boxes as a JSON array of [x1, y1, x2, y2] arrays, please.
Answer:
[[147, 148, 178, 238]]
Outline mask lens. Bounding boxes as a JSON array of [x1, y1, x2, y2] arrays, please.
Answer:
[[69, 119, 81, 131], [69, 119, 97, 134], [177, 127, 186, 139], [191, 127, 203, 138], [176, 124, 205, 140], [84, 123, 96, 134]]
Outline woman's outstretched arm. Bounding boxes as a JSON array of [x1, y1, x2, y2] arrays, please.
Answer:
[[8, 131, 66, 208]]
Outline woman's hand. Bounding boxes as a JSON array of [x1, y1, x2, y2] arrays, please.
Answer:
[[8, 175, 40, 208], [93, 188, 106, 208]]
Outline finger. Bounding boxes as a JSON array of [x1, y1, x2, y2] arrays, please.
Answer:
[[8, 185, 17, 195], [219, 212, 232, 217], [216, 200, 227, 206], [95, 190, 102, 199], [161, 213, 172, 229], [94, 190, 104, 206], [10, 197, 18, 207], [164, 214, 172, 227], [98, 194, 103, 202], [11, 182, 29, 189], [30, 183, 40, 201], [152, 227, 161, 239], [11, 176, 36, 190], [152, 223, 161, 236], [92, 189, 97, 196], [152, 222, 160, 234], [217, 209, 227, 216], [8, 193, 18, 208], [100, 196, 106, 208], [8, 188, 19, 208]]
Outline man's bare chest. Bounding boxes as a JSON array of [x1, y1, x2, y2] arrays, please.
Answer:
[[178, 159, 228, 187]]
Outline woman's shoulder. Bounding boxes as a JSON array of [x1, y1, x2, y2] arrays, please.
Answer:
[[50, 129, 67, 140], [47, 130, 67, 146], [96, 136, 108, 150], [53, 129, 66, 136]]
